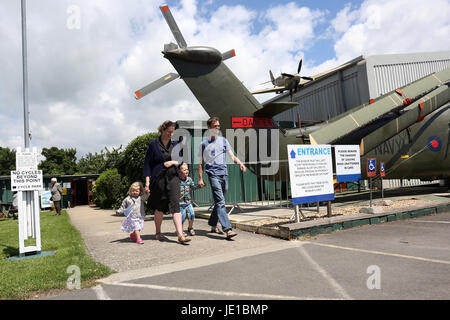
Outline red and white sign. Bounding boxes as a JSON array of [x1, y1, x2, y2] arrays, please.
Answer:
[[231, 117, 274, 128]]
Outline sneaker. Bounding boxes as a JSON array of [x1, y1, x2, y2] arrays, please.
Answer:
[[136, 238, 144, 244]]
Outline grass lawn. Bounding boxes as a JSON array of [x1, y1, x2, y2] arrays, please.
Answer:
[[0, 210, 114, 300]]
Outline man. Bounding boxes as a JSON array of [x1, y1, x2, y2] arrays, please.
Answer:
[[198, 117, 246, 239], [50, 178, 63, 216]]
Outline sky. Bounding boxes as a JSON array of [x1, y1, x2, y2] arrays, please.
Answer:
[[1, 0, 450, 160]]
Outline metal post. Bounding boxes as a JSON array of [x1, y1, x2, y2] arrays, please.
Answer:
[[327, 200, 332, 217], [21, 0, 30, 148], [369, 178, 373, 207]]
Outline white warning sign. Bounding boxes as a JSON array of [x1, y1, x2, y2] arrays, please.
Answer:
[[11, 170, 43, 191]]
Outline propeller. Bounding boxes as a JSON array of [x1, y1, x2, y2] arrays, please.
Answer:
[[134, 73, 179, 99], [160, 5, 187, 48], [134, 5, 236, 100]]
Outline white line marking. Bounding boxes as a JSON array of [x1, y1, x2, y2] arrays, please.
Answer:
[[307, 242, 450, 265], [412, 220, 450, 224], [297, 246, 353, 300], [92, 285, 111, 300], [109, 282, 342, 300]]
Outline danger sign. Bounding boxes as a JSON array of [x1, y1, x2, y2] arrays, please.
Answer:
[[11, 170, 43, 191]]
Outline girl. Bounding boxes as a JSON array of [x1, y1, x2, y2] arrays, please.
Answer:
[[179, 163, 200, 236], [117, 182, 148, 244]]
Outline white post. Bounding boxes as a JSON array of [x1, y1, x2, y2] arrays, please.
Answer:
[[12, 147, 42, 256]]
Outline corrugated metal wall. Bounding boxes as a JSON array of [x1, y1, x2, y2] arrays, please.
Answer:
[[371, 59, 450, 96]]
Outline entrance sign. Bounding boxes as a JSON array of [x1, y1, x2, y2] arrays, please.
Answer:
[[334, 145, 361, 182], [367, 158, 377, 177], [287, 145, 334, 204]]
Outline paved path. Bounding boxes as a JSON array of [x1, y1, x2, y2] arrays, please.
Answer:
[[45, 204, 450, 302]]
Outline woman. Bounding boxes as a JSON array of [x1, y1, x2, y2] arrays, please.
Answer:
[[143, 120, 190, 244]]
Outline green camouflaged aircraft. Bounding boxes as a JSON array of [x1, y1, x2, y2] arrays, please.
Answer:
[[135, 5, 450, 182]]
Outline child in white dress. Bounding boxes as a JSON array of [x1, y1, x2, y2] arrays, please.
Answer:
[[116, 182, 149, 244]]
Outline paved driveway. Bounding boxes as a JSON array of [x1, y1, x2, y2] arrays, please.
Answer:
[[45, 207, 450, 303]]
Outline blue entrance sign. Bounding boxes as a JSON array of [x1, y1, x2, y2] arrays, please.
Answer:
[[288, 145, 334, 205]]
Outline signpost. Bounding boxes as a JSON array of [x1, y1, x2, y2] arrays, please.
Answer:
[[380, 162, 386, 199], [367, 158, 377, 207], [11, 147, 43, 257], [287, 145, 334, 222]]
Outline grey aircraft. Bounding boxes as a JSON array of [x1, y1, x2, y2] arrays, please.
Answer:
[[251, 59, 315, 100], [135, 5, 450, 182]]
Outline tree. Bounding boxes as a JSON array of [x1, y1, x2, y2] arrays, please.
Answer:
[[39, 147, 78, 175], [77, 146, 123, 175], [118, 132, 160, 183], [77, 152, 106, 174], [0, 147, 16, 176], [93, 168, 122, 209]]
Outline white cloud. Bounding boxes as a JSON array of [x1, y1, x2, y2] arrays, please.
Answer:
[[1, 0, 449, 160]]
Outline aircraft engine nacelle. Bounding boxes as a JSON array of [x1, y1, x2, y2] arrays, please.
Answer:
[[163, 46, 223, 64]]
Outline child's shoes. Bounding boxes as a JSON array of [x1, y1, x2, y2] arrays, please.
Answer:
[[136, 238, 144, 244]]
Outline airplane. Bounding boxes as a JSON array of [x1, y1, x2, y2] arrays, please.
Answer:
[[251, 58, 315, 99], [134, 5, 450, 184]]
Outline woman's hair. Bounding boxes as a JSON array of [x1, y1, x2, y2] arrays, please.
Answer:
[[157, 120, 176, 133], [128, 181, 144, 195]]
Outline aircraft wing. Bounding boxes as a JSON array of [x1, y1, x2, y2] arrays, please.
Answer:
[[308, 66, 450, 150], [251, 86, 286, 95], [360, 84, 450, 155], [254, 102, 298, 118]]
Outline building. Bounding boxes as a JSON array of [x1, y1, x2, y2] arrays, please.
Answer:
[[268, 50, 450, 187]]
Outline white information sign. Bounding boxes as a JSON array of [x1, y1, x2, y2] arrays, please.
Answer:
[[334, 145, 361, 182], [11, 170, 43, 191], [16, 151, 38, 170], [287, 145, 334, 204]]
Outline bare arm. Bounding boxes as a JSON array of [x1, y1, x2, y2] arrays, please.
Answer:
[[198, 157, 205, 187], [228, 150, 246, 173]]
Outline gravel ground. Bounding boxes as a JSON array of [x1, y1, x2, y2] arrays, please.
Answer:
[[245, 199, 431, 229]]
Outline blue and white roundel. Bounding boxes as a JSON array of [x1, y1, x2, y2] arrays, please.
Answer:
[[427, 136, 442, 152]]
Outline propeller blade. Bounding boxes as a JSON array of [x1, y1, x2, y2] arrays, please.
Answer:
[[258, 80, 273, 86], [134, 73, 179, 99], [301, 76, 314, 81], [160, 5, 187, 48], [297, 58, 303, 74], [221, 49, 236, 61]]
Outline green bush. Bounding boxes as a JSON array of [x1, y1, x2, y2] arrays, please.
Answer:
[[93, 168, 122, 209], [118, 132, 160, 183]]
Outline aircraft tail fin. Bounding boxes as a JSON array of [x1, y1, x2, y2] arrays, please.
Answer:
[[269, 70, 275, 85]]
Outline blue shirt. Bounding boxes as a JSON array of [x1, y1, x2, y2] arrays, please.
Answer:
[[200, 136, 231, 176]]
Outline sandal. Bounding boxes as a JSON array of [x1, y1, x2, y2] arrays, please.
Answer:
[[188, 228, 195, 236], [225, 230, 237, 239], [178, 235, 191, 244], [155, 233, 163, 241], [210, 227, 224, 234]]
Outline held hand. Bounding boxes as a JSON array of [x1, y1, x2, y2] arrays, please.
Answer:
[[240, 163, 246, 173], [145, 185, 150, 194], [198, 179, 205, 188]]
